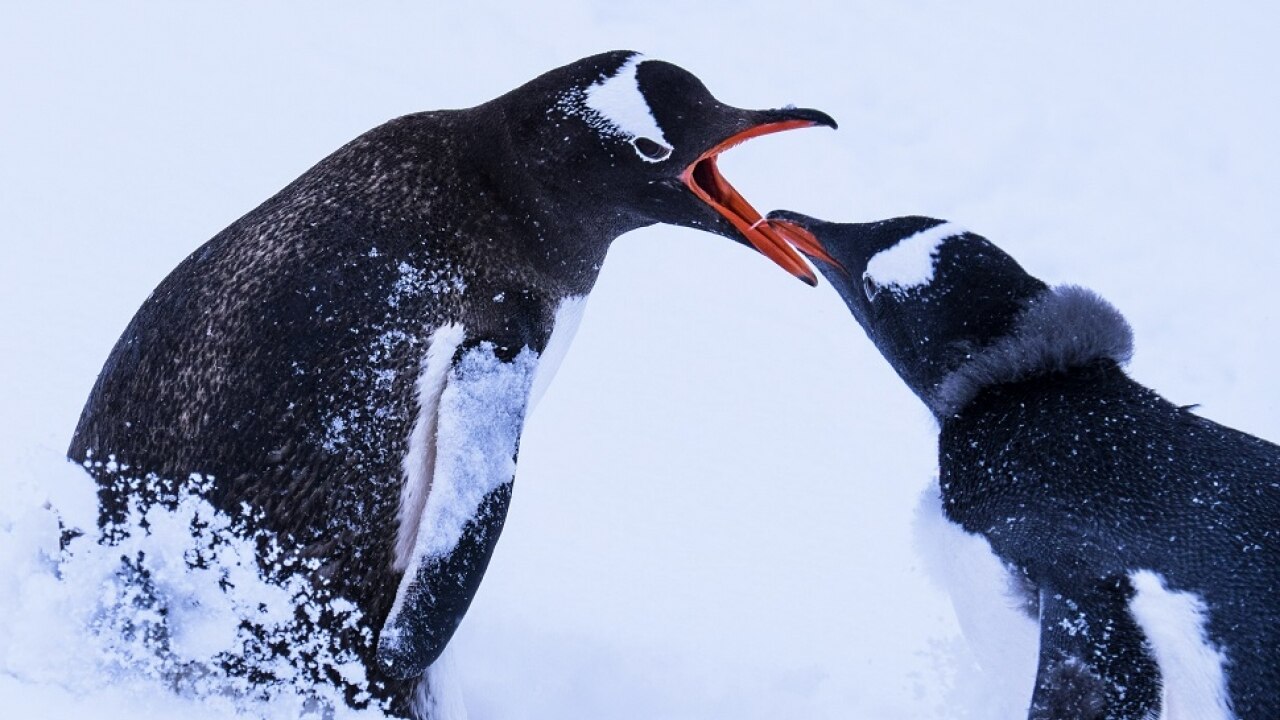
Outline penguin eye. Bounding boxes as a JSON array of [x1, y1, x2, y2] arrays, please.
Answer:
[[862, 274, 881, 302], [631, 136, 672, 162]]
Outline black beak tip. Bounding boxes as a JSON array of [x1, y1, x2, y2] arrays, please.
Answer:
[[804, 108, 838, 130], [759, 106, 837, 131]]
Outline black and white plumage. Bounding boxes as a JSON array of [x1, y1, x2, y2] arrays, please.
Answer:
[[67, 51, 834, 718], [768, 211, 1280, 719]]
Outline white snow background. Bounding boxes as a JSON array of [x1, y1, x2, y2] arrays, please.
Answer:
[[3, 2, 1279, 718]]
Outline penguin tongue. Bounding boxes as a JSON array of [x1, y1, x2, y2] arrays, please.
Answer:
[[680, 120, 839, 285]]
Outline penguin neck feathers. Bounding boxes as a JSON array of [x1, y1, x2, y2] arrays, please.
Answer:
[[459, 102, 637, 294], [932, 285, 1134, 419]]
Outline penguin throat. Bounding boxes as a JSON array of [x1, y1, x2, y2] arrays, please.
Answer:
[[679, 121, 837, 285]]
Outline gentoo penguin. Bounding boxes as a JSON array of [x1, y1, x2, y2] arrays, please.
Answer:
[[768, 212, 1280, 719], [66, 51, 835, 718]]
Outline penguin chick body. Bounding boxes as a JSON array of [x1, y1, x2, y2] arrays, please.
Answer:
[[770, 211, 1278, 720]]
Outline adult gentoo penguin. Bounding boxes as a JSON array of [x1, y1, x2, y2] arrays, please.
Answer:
[[67, 51, 835, 718], [768, 212, 1280, 719]]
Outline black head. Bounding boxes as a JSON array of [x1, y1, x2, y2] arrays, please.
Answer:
[[490, 51, 838, 285], [767, 211, 1055, 415]]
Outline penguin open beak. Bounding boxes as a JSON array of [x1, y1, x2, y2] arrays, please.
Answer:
[[680, 109, 839, 286]]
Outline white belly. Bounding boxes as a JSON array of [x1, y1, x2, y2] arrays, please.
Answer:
[[913, 480, 1039, 717], [1128, 570, 1234, 720], [527, 294, 588, 412]]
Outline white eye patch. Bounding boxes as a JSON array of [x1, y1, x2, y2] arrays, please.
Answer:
[[864, 222, 966, 295], [583, 54, 674, 163]]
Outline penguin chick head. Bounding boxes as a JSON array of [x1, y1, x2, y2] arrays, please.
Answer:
[[767, 211, 1137, 419], [499, 51, 838, 285]]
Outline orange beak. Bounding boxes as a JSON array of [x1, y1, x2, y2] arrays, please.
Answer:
[[766, 217, 845, 274], [679, 120, 840, 286]]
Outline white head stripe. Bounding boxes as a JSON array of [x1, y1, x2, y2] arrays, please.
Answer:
[[583, 54, 670, 147], [864, 222, 966, 293]]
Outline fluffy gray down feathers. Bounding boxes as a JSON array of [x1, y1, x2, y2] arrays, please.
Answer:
[[932, 285, 1134, 418]]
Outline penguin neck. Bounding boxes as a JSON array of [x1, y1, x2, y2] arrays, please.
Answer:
[[464, 104, 651, 299], [927, 285, 1136, 420]]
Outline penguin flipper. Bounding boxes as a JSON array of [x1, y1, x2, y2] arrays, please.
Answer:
[[1028, 581, 1159, 720], [376, 340, 540, 680]]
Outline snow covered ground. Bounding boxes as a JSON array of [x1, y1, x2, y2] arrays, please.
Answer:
[[3, 2, 1279, 718]]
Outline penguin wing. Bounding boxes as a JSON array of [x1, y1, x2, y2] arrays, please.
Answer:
[[376, 333, 540, 680], [1029, 582, 1159, 718]]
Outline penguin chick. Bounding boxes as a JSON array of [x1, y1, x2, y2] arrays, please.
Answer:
[[769, 211, 1278, 720]]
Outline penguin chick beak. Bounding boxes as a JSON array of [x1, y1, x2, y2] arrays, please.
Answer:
[[679, 110, 837, 286], [766, 217, 846, 275]]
